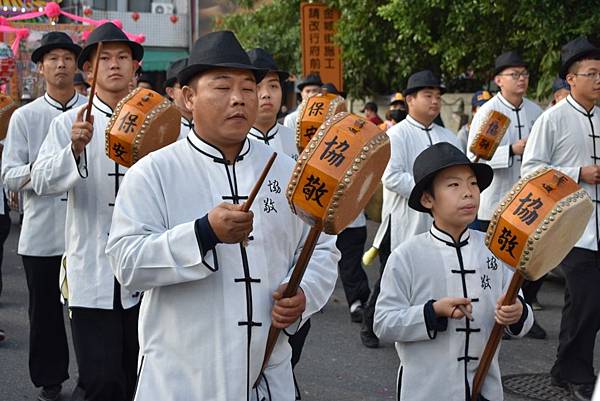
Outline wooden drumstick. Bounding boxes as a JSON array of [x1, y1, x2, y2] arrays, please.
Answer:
[[458, 304, 473, 321], [471, 272, 525, 400], [254, 223, 323, 387], [84, 42, 103, 123], [241, 152, 277, 212]]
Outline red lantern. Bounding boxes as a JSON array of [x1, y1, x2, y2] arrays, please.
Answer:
[[170, 15, 178, 24], [131, 11, 139, 22], [83, 7, 93, 17]]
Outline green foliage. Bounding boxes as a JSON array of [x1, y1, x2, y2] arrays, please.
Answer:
[[217, 0, 302, 75], [218, 0, 600, 100]]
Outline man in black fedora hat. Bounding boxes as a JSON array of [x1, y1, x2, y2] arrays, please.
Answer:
[[523, 36, 600, 401], [31, 21, 143, 401], [283, 73, 322, 130], [73, 72, 90, 96], [1, 30, 86, 401], [360, 70, 461, 349], [375, 142, 532, 401], [164, 57, 194, 140], [105, 30, 338, 401], [467, 51, 546, 340]]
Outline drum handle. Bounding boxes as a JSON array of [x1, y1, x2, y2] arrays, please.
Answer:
[[471, 272, 525, 400], [80, 42, 104, 179], [255, 224, 323, 387]]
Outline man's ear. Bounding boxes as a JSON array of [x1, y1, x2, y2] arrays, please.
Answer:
[[182, 85, 195, 112], [165, 86, 175, 101], [494, 75, 502, 88], [420, 191, 434, 211], [37, 61, 44, 76], [565, 73, 576, 89]]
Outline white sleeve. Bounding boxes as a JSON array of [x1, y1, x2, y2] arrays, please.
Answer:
[[283, 113, 296, 130], [381, 132, 414, 198], [106, 160, 216, 292], [31, 114, 83, 196], [374, 250, 431, 342], [284, 227, 339, 323], [2, 111, 33, 191], [467, 109, 510, 169], [521, 115, 580, 182]]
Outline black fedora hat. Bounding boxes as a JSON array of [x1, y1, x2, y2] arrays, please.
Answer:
[[178, 31, 267, 86], [403, 70, 445, 96], [31, 31, 82, 64], [77, 22, 144, 69], [559, 36, 600, 79], [297, 74, 322, 91], [165, 57, 188, 88], [247, 48, 289, 82], [494, 51, 527, 75], [408, 142, 493, 213]]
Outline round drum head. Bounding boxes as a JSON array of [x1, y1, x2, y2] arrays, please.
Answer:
[[287, 112, 390, 234], [486, 167, 593, 280]]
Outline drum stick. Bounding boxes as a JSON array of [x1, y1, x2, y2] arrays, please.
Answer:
[[471, 272, 525, 400], [255, 224, 323, 387], [458, 304, 473, 321], [241, 152, 277, 212], [84, 42, 103, 123]]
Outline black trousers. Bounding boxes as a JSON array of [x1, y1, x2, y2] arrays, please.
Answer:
[[0, 195, 11, 297], [70, 303, 140, 401], [22, 255, 69, 388], [551, 247, 600, 384], [362, 222, 392, 334], [336, 226, 370, 307]]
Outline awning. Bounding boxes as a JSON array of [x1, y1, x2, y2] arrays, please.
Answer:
[[142, 48, 188, 72]]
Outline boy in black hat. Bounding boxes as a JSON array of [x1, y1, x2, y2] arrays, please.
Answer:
[[1, 31, 86, 401], [31, 22, 143, 401], [164, 57, 194, 140], [73, 72, 90, 96], [247, 48, 298, 160], [283, 73, 322, 130], [360, 70, 460, 348], [550, 77, 570, 107], [105, 31, 338, 401], [523, 36, 600, 401], [375, 142, 532, 401]]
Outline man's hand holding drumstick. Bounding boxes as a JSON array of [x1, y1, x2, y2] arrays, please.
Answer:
[[71, 106, 94, 158], [434, 297, 474, 321]]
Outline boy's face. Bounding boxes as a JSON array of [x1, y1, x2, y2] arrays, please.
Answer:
[[407, 88, 441, 120], [256, 72, 282, 122], [421, 165, 480, 228]]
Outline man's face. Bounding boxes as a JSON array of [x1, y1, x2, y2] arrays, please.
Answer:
[[74, 84, 88, 96], [495, 66, 529, 97], [39, 48, 77, 89], [389, 101, 406, 111], [421, 165, 480, 228], [407, 88, 441, 120], [183, 68, 258, 147], [85, 43, 137, 94], [553, 88, 570, 104], [300, 84, 321, 101], [256, 72, 282, 123], [567, 59, 600, 102]]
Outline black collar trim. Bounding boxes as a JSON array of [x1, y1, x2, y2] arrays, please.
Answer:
[[249, 123, 279, 143], [44, 91, 79, 112], [566, 95, 595, 118], [186, 129, 251, 164], [430, 223, 470, 248], [406, 115, 434, 131], [92, 95, 113, 118], [181, 117, 194, 129], [497, 93, 523, 112]]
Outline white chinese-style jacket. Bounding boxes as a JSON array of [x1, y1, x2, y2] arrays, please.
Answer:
[[382, 115, 462, 249], [522, 95, 600, 251], [2, 92, 86, 256], [31, 95, 139, 309], [106, 132, 339, 401], [468, 93, 542, 220], [178, 116, 193, 140], [375, 225, 533, 401]]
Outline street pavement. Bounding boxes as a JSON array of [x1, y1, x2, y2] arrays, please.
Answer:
[[0, 218, 598, 401]]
